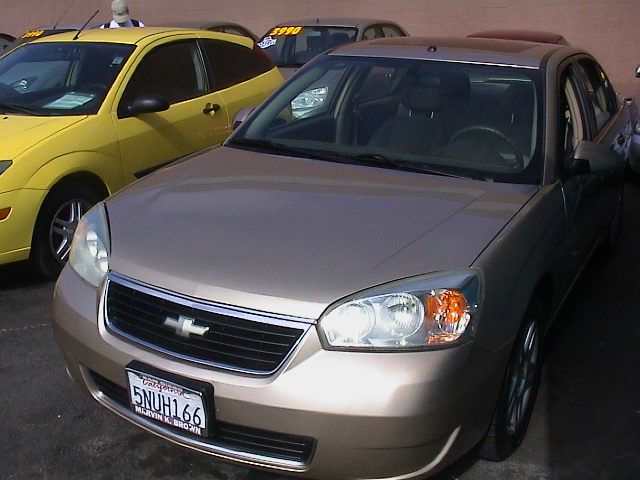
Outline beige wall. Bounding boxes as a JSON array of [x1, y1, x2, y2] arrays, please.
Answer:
[[1, 0, 638, 96]]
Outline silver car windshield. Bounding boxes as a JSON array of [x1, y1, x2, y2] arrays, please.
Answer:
[[257, 26, 357, 67], [0, 42, 135, 116], [231, 56, 543, 184]]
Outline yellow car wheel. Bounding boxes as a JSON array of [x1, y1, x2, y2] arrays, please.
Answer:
[[30, 183, 102, 278]]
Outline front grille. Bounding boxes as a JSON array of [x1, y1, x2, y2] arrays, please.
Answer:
[[88, 370, 315, 464], [105, 275, 308, 374]]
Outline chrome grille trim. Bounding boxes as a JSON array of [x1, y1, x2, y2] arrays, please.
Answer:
[[102, 272, 313, 376]]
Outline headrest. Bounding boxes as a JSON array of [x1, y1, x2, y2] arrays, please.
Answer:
[[500, 83, 534, 109], [401, 85, 442, 114], [330, 33, 351, 47], [307, 35, 324, 50], [441, 72, 471, 97]]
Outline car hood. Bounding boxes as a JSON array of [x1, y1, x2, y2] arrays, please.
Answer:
[[0, 114, 86, 159], [107, 146, 537, 319]]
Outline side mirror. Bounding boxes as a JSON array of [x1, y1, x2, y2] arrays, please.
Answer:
[[567, 140, 625, 174], [233, 107, 254, 129], [636, 64, 640, 78], [125, 94, 170, 117]]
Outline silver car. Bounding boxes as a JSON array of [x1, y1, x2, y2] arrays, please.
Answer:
[[257, 17, 408, 78], [53, 36, 629, 479]]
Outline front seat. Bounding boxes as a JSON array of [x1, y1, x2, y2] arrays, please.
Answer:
[[368, 83, 444, 155]]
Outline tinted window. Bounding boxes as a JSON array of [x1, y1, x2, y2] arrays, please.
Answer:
[[0, 36, 12, 51], [381, 25, 404, 37], [576, 58, 617, 132], [0, 42, 134, 115], [201, 39, 274, 91], [361, 27, 377, 40], [558, 66, 585, 160], [120, 40, 206, 113], [257, 26, 357, 67], [233, 56, 543, 184]]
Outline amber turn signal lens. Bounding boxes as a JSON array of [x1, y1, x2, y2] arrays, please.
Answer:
[[0, 207, 11, 220], [425, 289, 471, 344]]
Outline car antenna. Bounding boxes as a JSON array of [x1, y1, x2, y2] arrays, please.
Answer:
[[73, 9, 99, 40], [53, 0, 78, 29]]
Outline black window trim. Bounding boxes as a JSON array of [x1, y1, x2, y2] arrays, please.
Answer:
[[117, 38, 208, 119], [553, 57, 586, 179], [570, 54, 620, 140]]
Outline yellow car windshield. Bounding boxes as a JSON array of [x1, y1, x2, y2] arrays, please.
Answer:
[[0, 42, 134, 116]]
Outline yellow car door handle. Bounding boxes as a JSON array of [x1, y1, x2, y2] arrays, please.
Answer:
[[203, 103, 221, 114]]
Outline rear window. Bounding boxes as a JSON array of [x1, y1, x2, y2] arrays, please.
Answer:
[[257, 26, 357, 67]]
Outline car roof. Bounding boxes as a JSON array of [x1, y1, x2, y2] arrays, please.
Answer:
[[273, 17, 402, 28], [154, 20, 243, 28], [152, 21, 258, 39], [25, 27, 254, 47], [329, 36, 573, 69], [467, 30, 569, 45]]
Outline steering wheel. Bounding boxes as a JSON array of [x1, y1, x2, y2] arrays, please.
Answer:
[[448, 125, 524, 169]]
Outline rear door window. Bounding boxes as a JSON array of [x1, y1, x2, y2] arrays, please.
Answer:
[[200, 39, 273, 91], [381, 25, 404, 37], [575, 58, 617, 134]]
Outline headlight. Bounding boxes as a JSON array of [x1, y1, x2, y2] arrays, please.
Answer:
[[318, 270, 483, 351], [291, 87, 328, 118], [0, 160, 12, 176], [69, 202, 110, 287]]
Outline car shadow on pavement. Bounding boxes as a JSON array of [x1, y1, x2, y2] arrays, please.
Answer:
[[541, 179, 640, 479], [0, 261, 50, 290]]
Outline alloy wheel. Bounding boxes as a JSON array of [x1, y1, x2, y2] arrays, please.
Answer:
[[49, 199, 91, 263], [505, 318, 539, 436]]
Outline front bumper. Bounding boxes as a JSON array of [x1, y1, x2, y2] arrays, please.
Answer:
[[53, 266, 510, 480], [0, 188, 46, 265]]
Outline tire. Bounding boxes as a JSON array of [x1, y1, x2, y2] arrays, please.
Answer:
[[30, 183, 101, 278], [479, 298, 544, 461]]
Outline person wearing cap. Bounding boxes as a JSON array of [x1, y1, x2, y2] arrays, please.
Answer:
[[100, 0, 145, 28]]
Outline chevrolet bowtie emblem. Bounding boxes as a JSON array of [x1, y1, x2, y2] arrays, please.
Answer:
[[163, 315, 209, 338]]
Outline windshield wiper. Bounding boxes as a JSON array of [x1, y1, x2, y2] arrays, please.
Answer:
[[340, 153, 461, 178], [277, 62, 304, 68], [229, 138, 338, 161], [0, 103, 39, 115]]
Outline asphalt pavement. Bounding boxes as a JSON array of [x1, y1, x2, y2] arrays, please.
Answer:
[[1, 182, 639, 480]]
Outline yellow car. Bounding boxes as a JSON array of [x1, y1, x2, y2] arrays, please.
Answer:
[[0, 28, 283, 276]]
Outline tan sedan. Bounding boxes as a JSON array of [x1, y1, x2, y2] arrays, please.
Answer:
[[53, 36, 629, 479]]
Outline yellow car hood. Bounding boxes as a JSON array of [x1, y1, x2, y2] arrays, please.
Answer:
[[0, 114, 87, 159]]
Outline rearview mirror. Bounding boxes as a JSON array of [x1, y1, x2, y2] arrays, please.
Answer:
[[233, 107, 254, 129], [568, 140, 625, 174], [125, 94, 170, 117]]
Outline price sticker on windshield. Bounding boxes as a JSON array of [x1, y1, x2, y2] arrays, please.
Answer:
[[268, 26, 303, 36], [21, 30, 44, 39]]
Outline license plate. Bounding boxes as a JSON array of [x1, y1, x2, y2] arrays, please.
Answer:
[[126, 368, 209, 437]]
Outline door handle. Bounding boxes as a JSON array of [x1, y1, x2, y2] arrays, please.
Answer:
[[203, 103, 220, 114]]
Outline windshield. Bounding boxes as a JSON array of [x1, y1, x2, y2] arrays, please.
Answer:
[[0, 42, 135, 115], [257, 26, 357, 67], [230, 55, 543, 184]]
